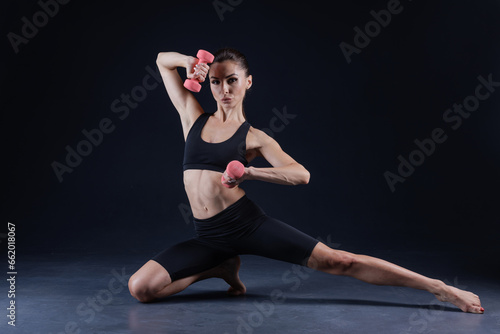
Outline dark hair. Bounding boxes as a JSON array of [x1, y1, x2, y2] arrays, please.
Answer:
[[211, 47, 251, 120], [212, 47, 250, 76]]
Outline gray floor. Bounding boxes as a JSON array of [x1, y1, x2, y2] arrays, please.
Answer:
[[3, 250, 500, 334]]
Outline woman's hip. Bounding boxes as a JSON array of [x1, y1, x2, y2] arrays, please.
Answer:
[[193, 194, 267, 239]]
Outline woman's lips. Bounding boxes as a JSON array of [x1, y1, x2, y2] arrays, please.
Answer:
[[221, 97, 232, 103]]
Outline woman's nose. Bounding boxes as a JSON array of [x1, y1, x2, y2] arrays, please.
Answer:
[[222, 83, 229, 94]]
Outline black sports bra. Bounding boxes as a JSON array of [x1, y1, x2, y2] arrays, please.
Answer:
[[183, 113, 250, 173]]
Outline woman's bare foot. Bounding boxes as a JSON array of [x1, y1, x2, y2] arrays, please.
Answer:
[[432, 280, 484, 313], [211, 256, 246, 296]]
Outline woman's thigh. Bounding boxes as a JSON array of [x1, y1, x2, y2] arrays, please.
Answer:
[[149, 238, 236, 282], [235, 215, 319, 266]]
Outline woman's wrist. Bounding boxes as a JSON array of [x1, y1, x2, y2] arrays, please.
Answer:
[[245, 166, 255, 181]]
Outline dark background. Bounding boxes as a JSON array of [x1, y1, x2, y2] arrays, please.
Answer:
[[3, 0, 499, 275]]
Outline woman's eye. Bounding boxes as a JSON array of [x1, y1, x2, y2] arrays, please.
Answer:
[[211, 80, 220, 85], [228, 78, 237, 83]]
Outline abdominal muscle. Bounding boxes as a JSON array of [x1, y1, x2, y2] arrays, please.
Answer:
[[183, 169, 246, 220]]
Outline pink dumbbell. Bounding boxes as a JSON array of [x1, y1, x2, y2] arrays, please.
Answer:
[[183, 49, 215, 92], [221, 160, 245, 188]]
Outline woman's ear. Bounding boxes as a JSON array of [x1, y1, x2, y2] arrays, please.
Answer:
[[246, 75, 253, 90]]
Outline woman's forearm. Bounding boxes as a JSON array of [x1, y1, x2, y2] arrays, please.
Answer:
[[156, 52, 194, 71], [247, 164, 310, 186]]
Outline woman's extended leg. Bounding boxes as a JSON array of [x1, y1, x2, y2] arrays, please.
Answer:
[[128, 256, 246, 303], [307, 242, 484, 313]]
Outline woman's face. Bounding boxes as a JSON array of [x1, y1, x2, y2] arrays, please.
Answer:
[[209, 60, 252, 110]]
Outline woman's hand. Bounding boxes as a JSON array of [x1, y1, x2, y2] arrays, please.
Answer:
[[186, 56, 210, 83], [221, 167, 252, 187]]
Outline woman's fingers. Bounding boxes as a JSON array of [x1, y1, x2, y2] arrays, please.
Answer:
[[222, 171, 237, 185], [193, 63, 209, 82], [195, 63, 209, 73], [224, 173, 235, 183], [223, 166, 249, 186]]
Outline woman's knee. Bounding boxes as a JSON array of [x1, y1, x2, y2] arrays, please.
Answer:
[[128, 260, 172, 303], [128, 274, 155, 303], [308, 244, 357, 275], [325, 250, 357, 275]]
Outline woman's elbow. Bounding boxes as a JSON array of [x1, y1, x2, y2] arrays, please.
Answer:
[[296, 165, 310, 185], [302, 169, 310, 184], [156, 52, 166, 64]]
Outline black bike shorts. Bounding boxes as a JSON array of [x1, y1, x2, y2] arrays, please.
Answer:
[[151, 194, 319, 282]]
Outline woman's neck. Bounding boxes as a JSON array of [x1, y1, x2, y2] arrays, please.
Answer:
[[214, 105, 245, 123]]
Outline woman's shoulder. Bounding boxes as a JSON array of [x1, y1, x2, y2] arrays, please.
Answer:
[[247, 125, 276, 147]]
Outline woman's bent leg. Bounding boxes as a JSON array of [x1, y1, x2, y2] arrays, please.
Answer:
[[128, 256, 246, 302], [307, 242, 484, 313], [128, 238, 245, 302]]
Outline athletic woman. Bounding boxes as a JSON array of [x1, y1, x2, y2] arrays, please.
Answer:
[[128, 48, 484, 313]]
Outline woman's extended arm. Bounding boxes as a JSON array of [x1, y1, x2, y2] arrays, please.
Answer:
[[156, 52, 209, 124], [231, 128, 310, 186], [246, 164, 309, 186]]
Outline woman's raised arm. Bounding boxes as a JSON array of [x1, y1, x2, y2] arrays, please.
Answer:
[[156, 52, 208, 126]]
